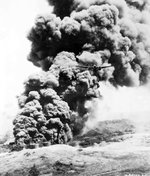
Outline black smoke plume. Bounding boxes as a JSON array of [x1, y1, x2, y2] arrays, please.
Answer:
[[13, 0, 150, 147]]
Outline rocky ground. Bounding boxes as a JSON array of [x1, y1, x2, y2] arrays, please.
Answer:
[[0, 133, 150, 176], [0, 119, 150, 176]]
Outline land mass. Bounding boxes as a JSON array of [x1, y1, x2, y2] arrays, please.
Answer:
[[1, 133, 150, 176]]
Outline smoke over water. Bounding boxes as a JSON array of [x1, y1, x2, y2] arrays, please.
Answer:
[[13, 0, 150, 146]]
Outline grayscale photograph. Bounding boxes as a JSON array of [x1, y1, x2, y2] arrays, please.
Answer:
[[0, 0, 150, 175]]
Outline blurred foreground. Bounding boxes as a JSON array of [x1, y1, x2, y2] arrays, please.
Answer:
[[1, 119, 150, 176], [1, 133, 150, 176]]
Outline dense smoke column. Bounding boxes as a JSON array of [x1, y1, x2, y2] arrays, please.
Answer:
[[45, 0, 150, 85], [13, 0, 150, 146], [47, 0, 74, 18], [13, 51, 101, 146], [13, 72, 72, 146]]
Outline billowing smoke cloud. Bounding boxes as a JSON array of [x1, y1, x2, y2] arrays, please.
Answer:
[[28, 0, 150, 85], [13, 0, 150, 146], [13, 52, 100, 146]]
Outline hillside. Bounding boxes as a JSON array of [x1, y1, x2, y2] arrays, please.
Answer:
[[0, 132, 150, 176]]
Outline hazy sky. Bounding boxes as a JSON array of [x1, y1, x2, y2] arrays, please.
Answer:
[[0, 0, 52, 136]]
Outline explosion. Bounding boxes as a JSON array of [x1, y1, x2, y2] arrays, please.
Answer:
[[13, 0, 150, 147]]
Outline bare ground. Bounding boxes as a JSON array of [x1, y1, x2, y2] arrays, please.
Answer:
[[1, 133, 150, 176]]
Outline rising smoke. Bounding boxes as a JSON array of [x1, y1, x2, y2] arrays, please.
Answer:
[[13, 0, 150, 146]]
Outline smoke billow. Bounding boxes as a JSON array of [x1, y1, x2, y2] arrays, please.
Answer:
[[13, 0, 150, 146]]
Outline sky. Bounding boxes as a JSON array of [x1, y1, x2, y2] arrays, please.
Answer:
[[0, 0, 52, 136]]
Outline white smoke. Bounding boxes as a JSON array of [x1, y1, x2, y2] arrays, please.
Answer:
[[84, 82, 150, 134]]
